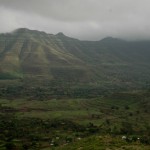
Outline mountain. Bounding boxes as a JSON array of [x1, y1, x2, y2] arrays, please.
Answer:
[[0, 28, 150, 98], [0, 28, 91, 81]]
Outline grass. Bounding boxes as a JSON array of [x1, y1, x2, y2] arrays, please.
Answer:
[[1, 92, 149, 126], [0, 91, 150, 149], [44, 135, 150, 150]]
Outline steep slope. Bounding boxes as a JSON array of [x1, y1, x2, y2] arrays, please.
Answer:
[[0, 28, 150, 98], [0, 28, 93, 82]]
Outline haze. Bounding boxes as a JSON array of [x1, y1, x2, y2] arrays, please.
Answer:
[[0, 0, 150, 40]]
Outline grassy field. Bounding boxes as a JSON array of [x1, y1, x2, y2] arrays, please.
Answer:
[[53, 135, 150, 150], [1, 92, 149, 123], [0, 91, 150, 149]]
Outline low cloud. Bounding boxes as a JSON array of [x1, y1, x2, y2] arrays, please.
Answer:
[[0, 0, 150, 40]]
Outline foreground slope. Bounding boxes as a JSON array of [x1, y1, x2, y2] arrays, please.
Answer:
[[0, 91, 150, 149]]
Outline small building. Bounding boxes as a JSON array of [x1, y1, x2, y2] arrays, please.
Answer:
[[122, 136, 127, 140]]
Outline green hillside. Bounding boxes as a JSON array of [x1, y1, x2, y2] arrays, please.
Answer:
[[0, 28, 150, 149], [0, 28, 150, 98], [0, 91, 150, 149]]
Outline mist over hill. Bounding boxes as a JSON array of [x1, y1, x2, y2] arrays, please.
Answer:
[[0, 28, 150, 98]]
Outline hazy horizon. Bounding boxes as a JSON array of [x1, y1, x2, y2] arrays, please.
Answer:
[[0, 0, 150, 41]]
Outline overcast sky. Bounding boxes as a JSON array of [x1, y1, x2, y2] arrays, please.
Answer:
[[0, 0, 150, 40]]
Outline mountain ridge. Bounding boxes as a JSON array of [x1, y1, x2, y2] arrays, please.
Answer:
[[0, 28, 150, 98]]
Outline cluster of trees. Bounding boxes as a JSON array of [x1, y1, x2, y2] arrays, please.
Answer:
[[0, 83, 123, 100]]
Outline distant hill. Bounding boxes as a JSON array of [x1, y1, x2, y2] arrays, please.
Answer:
[[0, 28, 150, 98]]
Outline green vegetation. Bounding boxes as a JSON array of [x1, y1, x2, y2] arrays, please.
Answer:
[[0, 91, 150, 149], [0, 28, 150, 97], [0, 28, 150, 149]]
